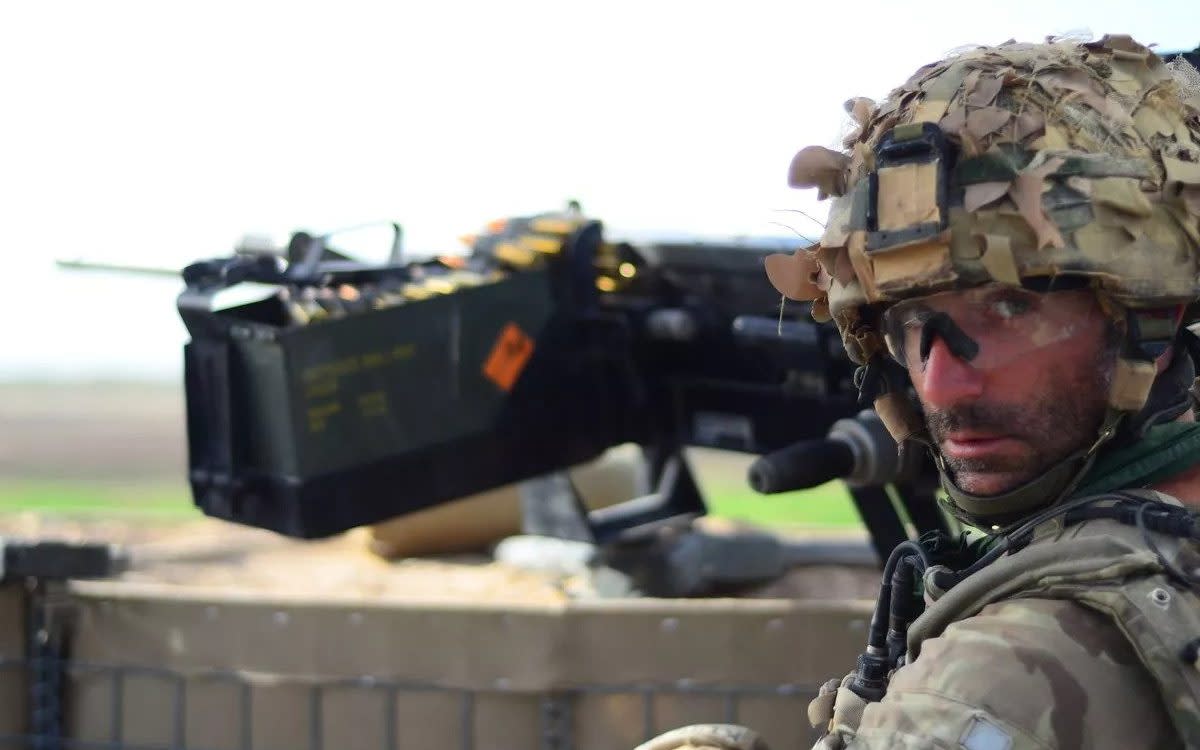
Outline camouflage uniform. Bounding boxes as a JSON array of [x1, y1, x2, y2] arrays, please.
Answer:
[[861, 597, 1180, 748], [827, 494, 1200, 749], [637, 34, 1200, 750]]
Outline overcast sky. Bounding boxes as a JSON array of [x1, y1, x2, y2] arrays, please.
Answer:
[[1, 1, 1195, 380]]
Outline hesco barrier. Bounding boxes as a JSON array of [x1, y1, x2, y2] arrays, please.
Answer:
[[0, 579, 874, 750]]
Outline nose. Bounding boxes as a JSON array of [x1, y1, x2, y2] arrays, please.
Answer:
[[913, 334, 985, 409]]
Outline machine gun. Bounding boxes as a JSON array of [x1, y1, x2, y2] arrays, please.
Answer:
[[175, 208, 947, 561]]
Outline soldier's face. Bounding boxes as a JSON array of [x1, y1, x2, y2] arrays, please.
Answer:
[[901, 287, 1115, 496]]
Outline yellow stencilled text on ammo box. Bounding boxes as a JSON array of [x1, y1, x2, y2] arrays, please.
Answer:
[[357, 391, 388, 418], [307, 401, 341, 433]]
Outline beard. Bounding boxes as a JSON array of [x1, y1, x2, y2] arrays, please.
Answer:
[[924, 347, 1116, 496]]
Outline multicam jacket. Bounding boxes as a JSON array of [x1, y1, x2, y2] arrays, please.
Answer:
[[830, 492, 1200, 749]]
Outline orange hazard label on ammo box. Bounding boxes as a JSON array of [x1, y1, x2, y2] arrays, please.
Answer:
[[483, 322, 535, 391]]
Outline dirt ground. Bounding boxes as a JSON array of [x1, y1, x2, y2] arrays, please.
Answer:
[[0, 380, 187, 480]]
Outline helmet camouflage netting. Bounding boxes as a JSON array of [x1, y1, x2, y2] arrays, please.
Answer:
[[765, 34, 1200, 367]]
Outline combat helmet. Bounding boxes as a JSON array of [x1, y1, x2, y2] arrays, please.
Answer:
[[766, 35, 1200, 525]]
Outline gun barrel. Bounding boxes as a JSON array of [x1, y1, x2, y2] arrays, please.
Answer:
[[56, 259, 180, 277]]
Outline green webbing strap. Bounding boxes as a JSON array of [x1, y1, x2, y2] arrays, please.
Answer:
[[1074, 421, 1200, 497]]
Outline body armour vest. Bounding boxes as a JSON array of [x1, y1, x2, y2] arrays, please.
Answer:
[[907, 490, 1200, 746]]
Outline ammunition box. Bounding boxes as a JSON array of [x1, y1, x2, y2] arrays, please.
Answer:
[[182, 270, 640, 538]]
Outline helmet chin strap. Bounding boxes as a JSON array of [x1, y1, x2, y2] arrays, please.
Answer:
[[936, 413, 1118, 529]]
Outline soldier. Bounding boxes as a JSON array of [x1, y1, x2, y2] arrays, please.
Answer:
[[639, 35, 1200, 749]]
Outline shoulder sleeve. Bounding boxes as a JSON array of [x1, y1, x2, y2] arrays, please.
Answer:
[[844, 598, 1180, 749]]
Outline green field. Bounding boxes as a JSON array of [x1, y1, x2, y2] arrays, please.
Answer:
[[0, 478, 860, 528], [703, 480, 859, 527], [0, 480, 201, 519]]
